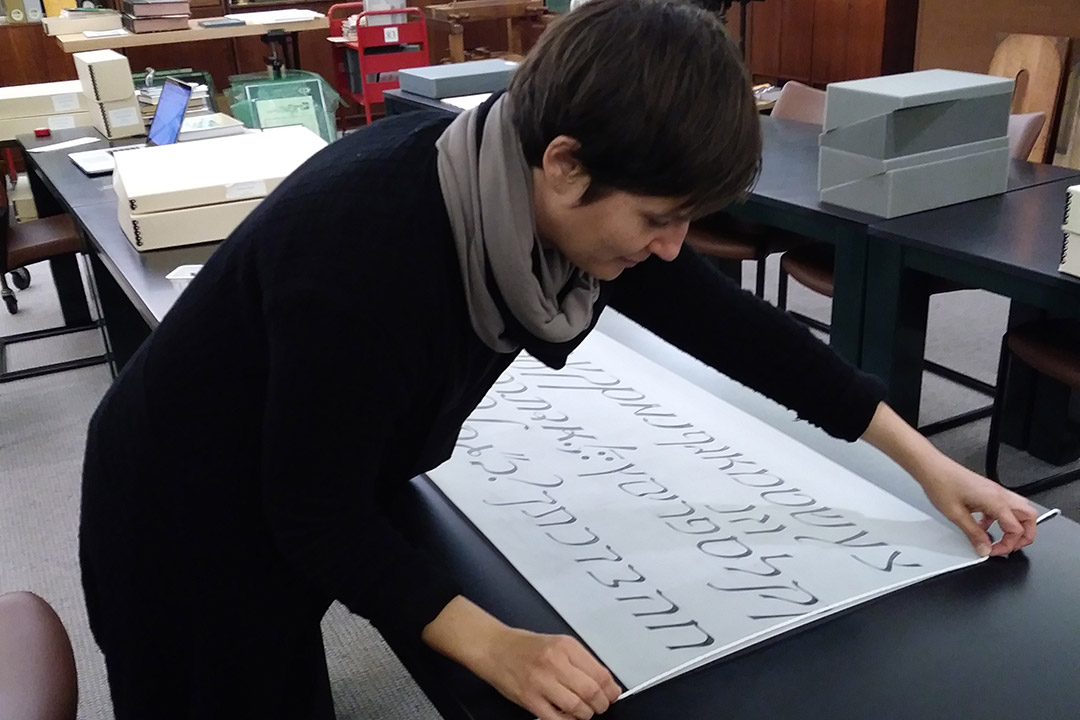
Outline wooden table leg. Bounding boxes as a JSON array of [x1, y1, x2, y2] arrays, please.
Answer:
[[507, 18, 522, 56], [449, 22, 465, 63]]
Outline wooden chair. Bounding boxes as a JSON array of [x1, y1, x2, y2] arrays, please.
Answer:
[[685, 81, 825, 298], [1, 207, 83, 316], [986, 319, 1080, 495], [1, 199, 107, 384], [776, 112, 1047, 433], [0, 592, 78, 720]]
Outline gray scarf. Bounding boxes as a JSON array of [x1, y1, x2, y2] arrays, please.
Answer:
[[435, 95, 600, 353]]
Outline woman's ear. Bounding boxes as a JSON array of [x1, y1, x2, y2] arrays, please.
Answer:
[[541, 135, 590, 201]]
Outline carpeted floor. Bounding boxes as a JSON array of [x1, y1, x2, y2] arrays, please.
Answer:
[[1, 254, 1076, 720]]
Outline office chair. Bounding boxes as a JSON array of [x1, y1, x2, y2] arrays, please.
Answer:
[[776, 112, 1047, 434], [985, 319, 1080, 495], [684, 81, 826, 298], [0, 591, 78, 720], [1, 200, 107, 384]]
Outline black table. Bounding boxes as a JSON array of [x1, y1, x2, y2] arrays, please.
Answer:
[[18, 117, 1080, 720], [384, 88, 470, 118], [14, 128, 134, 329], [867, 178, 1080, 461], [17, 128, 219, 371], [386, 312, 1080, 720]]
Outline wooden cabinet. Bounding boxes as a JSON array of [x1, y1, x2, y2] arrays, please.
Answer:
[[0, 22, 82, 86], [915, 0, 1080, 74], [746, 0, 918, 87]]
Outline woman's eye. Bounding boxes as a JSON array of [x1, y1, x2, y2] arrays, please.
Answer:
[[645, 215, 670, 229]]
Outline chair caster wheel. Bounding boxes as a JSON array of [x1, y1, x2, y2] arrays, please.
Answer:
[[10, 267, 30, 290]]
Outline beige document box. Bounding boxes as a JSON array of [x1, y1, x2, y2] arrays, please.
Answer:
[[43, 11, 122, 35], [113, 126, 329, 251], [89, 96, 144, 139], [74, 49, 136, 103], [0, 80, 87, 120]]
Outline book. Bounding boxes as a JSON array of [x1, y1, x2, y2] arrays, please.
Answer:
[[122, 0, 189, 17], [177, 112, 246, 142], [121, 13, 189, 32], [42, 0, 77, 17], [24, 0, 45, 22], [1061, 186, 1080, 278], [4, 0, 29, 23]]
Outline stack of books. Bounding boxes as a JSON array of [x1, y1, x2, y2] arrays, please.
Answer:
[[121, 0, 190, 33], [137, 81, 212, 125]]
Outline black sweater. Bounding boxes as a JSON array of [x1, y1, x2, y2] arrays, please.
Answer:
[[84, 109, 885, 641]]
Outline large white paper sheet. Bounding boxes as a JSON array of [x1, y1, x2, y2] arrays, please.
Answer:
[[426, 333, 984, 696]]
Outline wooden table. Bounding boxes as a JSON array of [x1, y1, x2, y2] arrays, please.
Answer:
[[52, 15, 329, 68], [423, 0, 545, 63]]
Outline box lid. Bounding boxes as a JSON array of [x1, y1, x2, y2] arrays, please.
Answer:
[[114, 125, 327, 215], [0, 80, 84, 104], [72, 49, 128, 65], [824, 69, 1014, 131]]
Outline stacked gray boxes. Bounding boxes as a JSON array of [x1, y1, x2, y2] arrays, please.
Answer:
[[818, 69, 1015, 219]]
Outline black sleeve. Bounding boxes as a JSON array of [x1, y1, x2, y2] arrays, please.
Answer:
[[606, 245, 886, 441], [254, 218, 460, 641]]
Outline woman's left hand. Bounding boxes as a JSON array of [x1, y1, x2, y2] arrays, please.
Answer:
[[914, 454, 1038, 557], [861, 402, 1039, 558]]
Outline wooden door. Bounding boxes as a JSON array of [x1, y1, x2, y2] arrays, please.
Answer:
[[844, 0, 888, 81], [777, 0, 814, 83], [747, 0, 814, 84], [810, 0, 850, 86]]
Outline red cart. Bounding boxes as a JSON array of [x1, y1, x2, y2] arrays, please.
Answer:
[[328, 3, 429, 125]]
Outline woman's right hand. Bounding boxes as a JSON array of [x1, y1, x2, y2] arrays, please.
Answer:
[[422, 596, 622, 719], [479, 626, 622, 719]]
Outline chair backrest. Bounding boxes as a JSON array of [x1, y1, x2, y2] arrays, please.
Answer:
[[0, 592, 78, 720], [1007, 111, 1047, 161], [771, 80, 828, 125]]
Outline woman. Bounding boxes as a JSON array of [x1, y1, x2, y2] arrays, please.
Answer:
[[80, 1, 1037, 718]]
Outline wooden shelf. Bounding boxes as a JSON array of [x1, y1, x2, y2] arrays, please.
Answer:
[[52, 16, 329, 53]]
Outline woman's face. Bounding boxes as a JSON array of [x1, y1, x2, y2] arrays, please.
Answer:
[[531, 135, 690, 281], [539, 190, 690, 281]]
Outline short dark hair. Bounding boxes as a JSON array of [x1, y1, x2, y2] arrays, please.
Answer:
[[509, 0, 761, 217]]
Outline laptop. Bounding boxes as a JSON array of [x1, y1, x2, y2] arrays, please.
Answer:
[[70, 78, 194, 176]]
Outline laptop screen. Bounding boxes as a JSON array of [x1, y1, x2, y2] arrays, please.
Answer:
[[146, 79, 192, 147]]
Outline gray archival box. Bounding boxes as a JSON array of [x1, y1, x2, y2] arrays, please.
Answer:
[[398, 59, 518, 100]]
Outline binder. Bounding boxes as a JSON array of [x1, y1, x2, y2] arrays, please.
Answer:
[[24, 0, 45, 22], [5, 0, 29, 23], [1061, 186, 1080, 278]]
